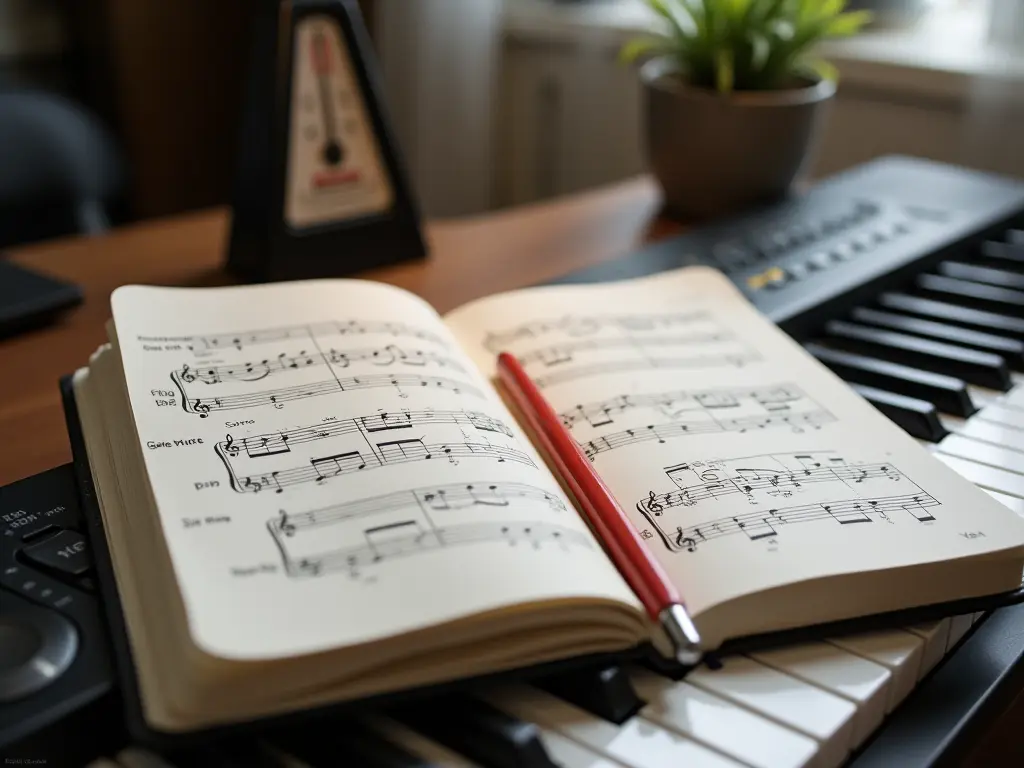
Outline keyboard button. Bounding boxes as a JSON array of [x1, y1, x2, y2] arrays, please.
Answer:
[[21, 529, 91, 577], [821, 320, 1012, 391], [535, 664, 644, 724], [805, 344, 975, 416], [828, 630, 924, 711], [849, 307, 1024, 371], [786, 262, 814, 282], [878, 293, 1024, 341], [933, 453, 1024, 498], [938, 434, 1024, 476], [392, 693, 557, 768], [914, 274, 1024, 318], [976, 404, 1024, 432], [954, 418, 1024, 453], [483, 684, 744, 768], [808, 251, 834, 271], [937, 261, 1024, 291], [629, 667, 818, 768], [983, 488, 1024, 516], [851, 384, 948, 442], [686, 655, 856, 768], [905, 620, 951, 674]]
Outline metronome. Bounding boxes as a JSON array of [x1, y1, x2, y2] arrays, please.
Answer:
[[227, 0, 426, 281]]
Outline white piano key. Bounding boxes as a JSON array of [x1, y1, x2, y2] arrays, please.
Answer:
[[1005, 386, 1024, 410], [956, 418, 1024, 454], [362, 715, 481, 766], [628, 667, 818, 768], [827, 630, 924, 711], [749, 642, 891, 748], [977, 404, 1024, 432], [115, 750, 178, 768], [938, 434, 1024, 476], [542, 730, 632, 768], [482, 684, 744, 768], [983, 488, 1024, 516], [946, 614, 975, 651], [686, 655, 856, 768], [933, 453, 1024, 498], [906, 619, 951, 674]]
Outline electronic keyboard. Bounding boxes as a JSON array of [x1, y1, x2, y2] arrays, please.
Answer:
[[5, 156, 1024, 768]]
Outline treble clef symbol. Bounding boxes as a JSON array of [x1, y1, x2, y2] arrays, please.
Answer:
[[674, 527, 698, 552], [645, 490, 663, 516], [179, 363, 196, 383], [224, 433, 239, 457], [192, 399, 210, 418]]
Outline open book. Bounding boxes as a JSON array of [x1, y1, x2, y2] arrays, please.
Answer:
[[72, 266, 1024, 733]]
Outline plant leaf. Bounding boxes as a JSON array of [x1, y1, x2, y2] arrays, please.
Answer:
[[798, 55, 839, 82], [619, 36, 674, 64], [716, 47, 735, 94], [826, 10, 873, 36]]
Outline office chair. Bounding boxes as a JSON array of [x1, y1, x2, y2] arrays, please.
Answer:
[[0, 89, 123, 249]]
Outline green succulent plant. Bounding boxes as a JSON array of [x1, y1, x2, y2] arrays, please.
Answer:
[[622, 0, 872, 94]]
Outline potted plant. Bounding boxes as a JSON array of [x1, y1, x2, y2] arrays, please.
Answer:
[[622, 0, 872, 219]]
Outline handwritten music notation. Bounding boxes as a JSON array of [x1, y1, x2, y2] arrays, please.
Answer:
[[482, 312, 710, 352], [267, 481, 587, 578], [176, 344, 466, 386], [633, 451, 939, 553], [140, 319, 450, 354], [215, 408, 534, 493], [560, 384, 836, 459], [174, 373, 483, 417]]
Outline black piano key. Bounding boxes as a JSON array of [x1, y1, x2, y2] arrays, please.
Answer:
[[161, 742, 284, 768], [877, 292, 1024, 341], [913, 274, 1024, 319], [805, 343, 975, 416], [937, 261, 1024, 291], [820, 320, 1013, 391], [271, 721, 424, 768], [849, 306, 1024, 371], [391, 694, 557, 768], [534, 664, 644, 724], [850, 384, 949, 442]]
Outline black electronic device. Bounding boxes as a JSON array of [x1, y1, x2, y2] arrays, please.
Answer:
[[0, 261, 81, 339], [0, 465, 118, 765], [227, 0, 426, 282]]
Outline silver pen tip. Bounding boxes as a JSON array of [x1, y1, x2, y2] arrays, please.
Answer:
[[660, 604, 703, 666]]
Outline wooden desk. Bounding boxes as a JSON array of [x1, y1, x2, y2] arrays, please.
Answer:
[[2, 177, 1021, 765], [1, 178, 664, 487]]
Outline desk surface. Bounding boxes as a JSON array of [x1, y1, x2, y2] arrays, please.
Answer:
[[1, 178, 665, 487]]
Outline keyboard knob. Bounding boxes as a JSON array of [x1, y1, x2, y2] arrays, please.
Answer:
[[0, 592, 78, 703]]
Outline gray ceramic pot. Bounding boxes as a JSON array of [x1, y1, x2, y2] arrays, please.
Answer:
[[642, 57, 835, 220]]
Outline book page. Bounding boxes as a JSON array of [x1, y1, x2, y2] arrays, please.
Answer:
[[105, 280, 640, 660], [444, 267, 1024, 638]]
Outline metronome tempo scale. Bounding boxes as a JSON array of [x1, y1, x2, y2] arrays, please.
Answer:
[[228, 0, 425, 282]]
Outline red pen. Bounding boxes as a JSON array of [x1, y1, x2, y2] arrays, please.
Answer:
[[497, 352, 702, 665]]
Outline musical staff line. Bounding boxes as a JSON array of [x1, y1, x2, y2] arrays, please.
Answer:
[[173, 373, 484, 417], [517, 334, 732, 367], [483, 312, 710, 352], [533, 354, 760, 389]]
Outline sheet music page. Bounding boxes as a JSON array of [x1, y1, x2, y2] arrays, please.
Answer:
[[107, 280, 641, 660], [444, 267, 1024, 630]]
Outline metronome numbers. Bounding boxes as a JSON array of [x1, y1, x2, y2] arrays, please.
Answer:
[[285, 14, 393, 229]]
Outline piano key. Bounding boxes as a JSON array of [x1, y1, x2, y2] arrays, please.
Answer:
[[391, 693, 557, 768], [937, 261, 1024, 290], [976, 403, 1024, 432], [362, 715, 482, 766], [1006, 386, 1024, 410], [938, 434, 1024, 476], [914, 273, 1024, 318], [850, 384, 948, 442], [271, 721, 426, 768], [821, 320, 1012, 390], [115, 750, 181, 768], [933, 453, 1024, 498], [482, 684, 744, 768], [980, 239, 1024, 267], [540, 730, 629, 768], [827, 630, 924, 711], [628, 667, 818, 768], [749, 642, 891, 748], [1010, 230, 1024, 245], [946, 614, 975, 651], [877, 292, 1024, 341], [685, 655, 856, 767], [955, 418, 1024, 454], [984, 488, 1024, 516], [849, 306, 1024, 370], [534, 664, 644, 724], [805, 343, 975, 416], [905, 619, 951, 674]]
